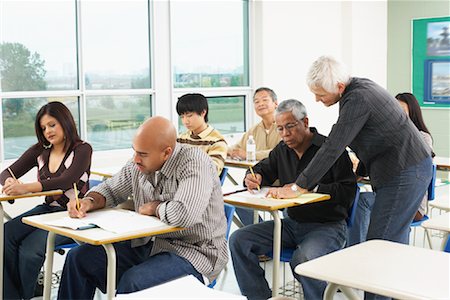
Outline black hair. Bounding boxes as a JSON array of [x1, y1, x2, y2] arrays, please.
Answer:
[[254, 87, 277, 102], [395, 93, 435, 157], [35, 101, 80, 152], [176, 93, 209, 122]]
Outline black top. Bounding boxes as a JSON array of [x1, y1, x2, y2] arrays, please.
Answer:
[[251, 128, 356, 223], [297, 77, 430, 189]]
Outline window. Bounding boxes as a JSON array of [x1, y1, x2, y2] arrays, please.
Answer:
[[81, 1, 151, 89], [1, 97, 79, 160], [171, 1, 250, 136], [86, 95, 151, 150], [0, 1, 77, 91], [171, 1, 249, 88], [0, 1, 250, 161]]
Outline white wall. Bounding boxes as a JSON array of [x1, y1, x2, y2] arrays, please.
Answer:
[[251, 0, 387, 135]]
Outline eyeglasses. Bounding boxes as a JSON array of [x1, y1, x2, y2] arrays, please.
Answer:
[[276, 121, 299, 133]]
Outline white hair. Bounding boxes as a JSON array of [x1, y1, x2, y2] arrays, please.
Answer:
[[306, 56, 351, 93]]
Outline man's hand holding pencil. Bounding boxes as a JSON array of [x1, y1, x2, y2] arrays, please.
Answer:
[[68, 183, 91, 218], [244, 168, 262, 193]]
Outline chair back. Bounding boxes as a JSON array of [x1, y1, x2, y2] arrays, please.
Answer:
[[223, 203, 235, 240], [89, 179, 103, 189], [219, 167, 228, 186], [427, 164, 437, 201], [346, 186, 360, 228], [444, 236, 450, 253], [208, 203, 235, 288]]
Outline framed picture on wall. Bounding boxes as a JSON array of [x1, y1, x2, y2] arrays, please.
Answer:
[[423, 59, 450, 105], [426, 21, 450, 56], [412, 16, 450, 108]]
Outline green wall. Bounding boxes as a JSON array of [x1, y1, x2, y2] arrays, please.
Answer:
[[387, 0, 450, 157]]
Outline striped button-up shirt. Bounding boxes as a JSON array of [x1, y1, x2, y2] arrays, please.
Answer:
[[92, 143, 228, 282], [296, 77, 431, 189]]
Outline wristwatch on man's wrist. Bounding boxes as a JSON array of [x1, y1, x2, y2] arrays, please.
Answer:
[[291, 183, 301, 196]]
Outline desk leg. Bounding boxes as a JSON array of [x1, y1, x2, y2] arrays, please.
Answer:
[[226, 173, 239, 186], [43, 232, 55, 300], [102, 244, 116, 300], [0, 203, 4, 300], [270, 211, 281, 297], [232, 215, 244, 228]]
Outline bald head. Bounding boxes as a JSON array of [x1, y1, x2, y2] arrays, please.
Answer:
[[133, 116, 177, 174]]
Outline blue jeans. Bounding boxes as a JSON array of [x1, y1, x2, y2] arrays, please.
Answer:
[[347, 192, 376, 246], [235, 207, 262, 226], [57, 240, 203, 299], [229, 217, 347, 300], [3, 204, 73, 300], [365, 157, 432, 300]]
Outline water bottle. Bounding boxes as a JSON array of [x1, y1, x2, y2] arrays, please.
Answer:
[[246, 135, 256, 162]]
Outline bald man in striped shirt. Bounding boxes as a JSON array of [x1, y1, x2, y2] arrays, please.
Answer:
[[58, 116, 228, 299]]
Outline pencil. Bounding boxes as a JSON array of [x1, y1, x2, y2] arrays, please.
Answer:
[[73, 183, 80, 211], [8, 168, 17, 181], [249, 166, 260, 192]]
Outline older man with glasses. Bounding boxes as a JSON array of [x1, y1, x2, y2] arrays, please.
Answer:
[[229, 99, 356, 300]]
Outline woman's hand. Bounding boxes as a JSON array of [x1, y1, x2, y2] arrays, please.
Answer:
[[2, 181, 27, 195]]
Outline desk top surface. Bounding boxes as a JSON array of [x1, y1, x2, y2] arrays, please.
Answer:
[[224, 189, 330, 211], [224, 159, 258, 169], [22, 209, 182, 245], [0, 189, 63, 202], [422, 213, 450, 232], [295, 240, 450, 300], [435, 156, 450, 170]]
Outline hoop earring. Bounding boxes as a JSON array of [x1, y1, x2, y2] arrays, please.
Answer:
[[43, 143, 52, 149]]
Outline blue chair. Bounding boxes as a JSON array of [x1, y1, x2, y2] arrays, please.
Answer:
[[444, 236, 450, 253], [208, 203, 235, 288], [410, 164, 437, 246], [265, 186, 360, 295], [219, 167, 229, 186]]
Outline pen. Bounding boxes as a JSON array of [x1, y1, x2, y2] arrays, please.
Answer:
[[73, 183, 80, 211], [249, 166, 260, 192]]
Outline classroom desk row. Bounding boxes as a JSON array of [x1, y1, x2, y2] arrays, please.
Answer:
[[21, 199, 450, 300]]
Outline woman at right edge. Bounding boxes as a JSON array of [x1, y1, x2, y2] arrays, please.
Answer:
[[268, 56, 432, 300]]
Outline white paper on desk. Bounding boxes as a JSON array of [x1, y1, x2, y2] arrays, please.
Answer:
[[230, 188, 329, 205], [44, 210, 167, 234], [115, 275, 246, 299]]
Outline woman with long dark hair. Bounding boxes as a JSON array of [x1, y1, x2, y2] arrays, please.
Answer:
[[1, 101, 92, 299], [396, 92, 434, 220]]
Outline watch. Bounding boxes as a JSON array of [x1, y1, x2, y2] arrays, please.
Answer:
[[291, 184, 301, 196]]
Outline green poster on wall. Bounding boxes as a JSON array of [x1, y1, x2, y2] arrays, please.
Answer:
[[412, 16, 450, 108]]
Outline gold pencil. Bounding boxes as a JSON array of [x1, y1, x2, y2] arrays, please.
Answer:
[[249, 166, 260, 192], [73, 183, 80, 211]]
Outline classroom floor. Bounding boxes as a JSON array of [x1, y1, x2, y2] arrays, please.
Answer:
[[32, 171, 450, 300]]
